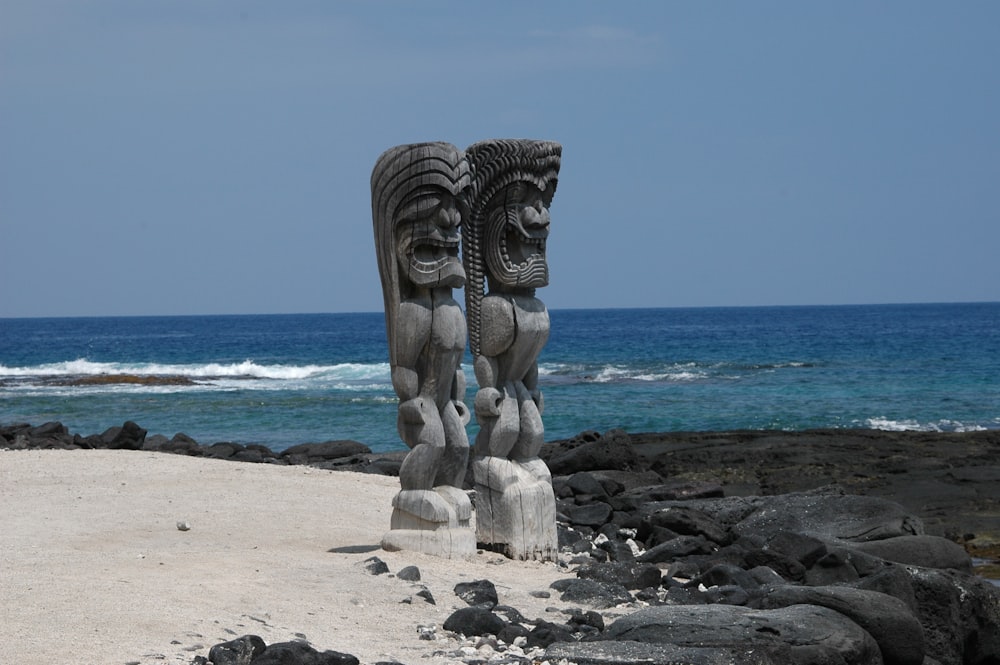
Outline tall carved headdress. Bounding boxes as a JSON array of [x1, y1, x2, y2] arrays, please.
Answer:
[[371, 142, 469, 365], [462, 139, 561, 357]]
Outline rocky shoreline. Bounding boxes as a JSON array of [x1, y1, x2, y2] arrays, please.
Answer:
[[4, 422, 1000, 664]]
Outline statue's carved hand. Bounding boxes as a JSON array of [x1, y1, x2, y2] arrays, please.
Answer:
[[397, 398, 429, 425], [453, 399, 471, 426], [531, 389, 544, 415], [475, 387, 503, 418]]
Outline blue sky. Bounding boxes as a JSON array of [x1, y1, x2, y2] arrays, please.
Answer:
[[2, 1, 998, 317]]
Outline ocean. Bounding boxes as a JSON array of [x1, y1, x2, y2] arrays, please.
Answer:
[[2, 303, 998, 453]]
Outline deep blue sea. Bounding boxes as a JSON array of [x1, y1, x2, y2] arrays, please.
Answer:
[[2, 303, 998, 453]]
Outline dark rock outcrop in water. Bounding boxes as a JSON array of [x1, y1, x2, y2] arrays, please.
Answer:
[[4, 422, 1000, 664], [544, 427, 1000, 541], [0, 420, 385, 471]]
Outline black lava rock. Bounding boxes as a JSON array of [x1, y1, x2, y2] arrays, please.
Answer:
[[576, 561, 662, 590], [208, 635, 266, 665], [442, 607, 506, 637], [526, 620, 575, 648], [396, 565, 421, 581], [454, 579, 499, 609], [362, 556, 389, 575], [549, 578, 633, 609], [252, 641, 359, 665]]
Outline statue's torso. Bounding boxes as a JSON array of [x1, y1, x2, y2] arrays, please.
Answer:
[[416, 295, 466, 407], [483, 293, 549, 385]]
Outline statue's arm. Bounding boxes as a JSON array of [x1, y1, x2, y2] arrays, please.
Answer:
[[452, 366, 466, 402], [474, 356, 502, 418], [451, 366, 471, 425], [392, 366, 420, 402], [525, 362, 544, 415], [522, 302, 548, 410], [392, 299, 431, 405], [524, 360, 539, 392], [474, 354, 499, 391], [474, 297, 515, 418]]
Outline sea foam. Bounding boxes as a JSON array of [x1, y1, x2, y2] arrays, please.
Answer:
[[0, 358, 392, 389], [864, 417, 988, 433]]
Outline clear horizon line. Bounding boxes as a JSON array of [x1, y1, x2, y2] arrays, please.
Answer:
[[2, 299, 998, 321]]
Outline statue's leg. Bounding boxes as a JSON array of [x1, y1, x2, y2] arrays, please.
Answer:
[[435, 401, 470, 489], [434, 401, 474, 527], [391, 403, 462, 529], [397, 400, 445, 491], [476, 382, 520, 458], [386, 401, 475, 557]]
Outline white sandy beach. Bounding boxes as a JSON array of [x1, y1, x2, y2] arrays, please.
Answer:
[[0, 450, 575, 665]]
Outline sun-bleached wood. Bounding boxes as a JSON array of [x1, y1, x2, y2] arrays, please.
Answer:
[[371, 142, 475, 558], [462, 139, 561, 560]]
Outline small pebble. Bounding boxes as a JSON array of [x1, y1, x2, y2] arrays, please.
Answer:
[[176, 521, 191, 531]]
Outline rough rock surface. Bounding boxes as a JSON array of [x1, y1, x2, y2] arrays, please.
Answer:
[[760, 585, 924, 665], [600, 604, 883, 664], [194, 635, 358, 665], [454, 579, 500, 609]]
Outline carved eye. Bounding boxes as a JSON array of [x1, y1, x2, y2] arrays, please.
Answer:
[[398, 193, 445, 224], [507, 182, 528, 202]]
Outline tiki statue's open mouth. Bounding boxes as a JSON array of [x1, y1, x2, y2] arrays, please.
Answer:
[[486, 199, 549, 289], [397, 222, 465, 288]]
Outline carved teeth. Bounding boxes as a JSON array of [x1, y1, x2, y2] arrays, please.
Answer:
[[500, 232, 544, 270], [412, 235, 459, 262]]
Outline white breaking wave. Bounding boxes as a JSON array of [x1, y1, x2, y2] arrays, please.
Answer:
[[350, 395, 398, 404], [534, 362, 712, 384], [0, 358, 391, 387], [864, 417, 988, 433], [537, 360, 805, 384], [591, 363, 707, 383]]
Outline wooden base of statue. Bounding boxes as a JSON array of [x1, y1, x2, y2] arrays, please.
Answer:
[[380, 486, 476, 559], [472, 457, 557, 561]]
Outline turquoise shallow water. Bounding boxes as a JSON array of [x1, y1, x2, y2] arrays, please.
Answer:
[[2, 303, 998, 452]]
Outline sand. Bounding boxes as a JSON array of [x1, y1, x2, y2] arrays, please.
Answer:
[[0, 450, 573, 665]]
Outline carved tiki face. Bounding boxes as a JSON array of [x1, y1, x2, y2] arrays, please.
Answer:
[[484, 181, 551, 289], [372, 142, 469, 302], [395, 188, 465, 289], [461, 139, 560, 357], [372, 142, 470, 365], [463, 139, 561, 296]]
